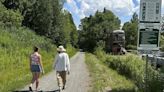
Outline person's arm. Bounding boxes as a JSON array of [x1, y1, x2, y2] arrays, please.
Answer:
[[66, 53, 70, 74], [53, 54, 59, 69], [39, 55, 44, 74], [29, 55, 32, 71]]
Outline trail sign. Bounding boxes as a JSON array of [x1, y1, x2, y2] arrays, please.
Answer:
[[138, 28, 160, 50], [138, 0, 162, 53], [139, 0, 162, 22], [138, 1, 161, 91]]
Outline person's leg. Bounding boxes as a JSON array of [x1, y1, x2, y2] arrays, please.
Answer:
[[56, 71, 62, 90], [35, 72, 40, 90], [61, 71, 67, 89], [29, 72, 36, 91], [31, 72, 36, 84]]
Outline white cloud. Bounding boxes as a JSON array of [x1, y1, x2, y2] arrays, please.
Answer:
[[65, 0, 79, 14], [112, 0, 135, 16], [136, 0, 140, 4], [162, 0, 164, 15], [72, 0, 139, 20], [65, 0, 164, 28], [64, 0, 140, 28], [66, 0, 72, 3]]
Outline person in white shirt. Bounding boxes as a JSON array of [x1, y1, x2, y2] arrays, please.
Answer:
[[53, 45, 70, 91]]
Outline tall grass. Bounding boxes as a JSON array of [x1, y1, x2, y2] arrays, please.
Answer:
[[86, 53, 136, 92], [66, 44, 77, 57], [94, 47, 164, 92], [0, 27, 76, 92]]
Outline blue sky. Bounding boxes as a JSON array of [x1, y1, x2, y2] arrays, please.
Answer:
[[63, 0, 164, 29]]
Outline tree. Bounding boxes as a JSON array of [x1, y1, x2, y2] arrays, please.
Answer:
[[1, 0, 78, 47], [0, 2, 23, 27], [63, 11, 78, 47], [79, 9, 121, 52], [122, 12, 138, 48], [26, 0, 53, 36], [131, 12, 139, 23]]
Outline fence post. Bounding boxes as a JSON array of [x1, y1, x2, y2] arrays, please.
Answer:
[[145, 54, 148, 92]]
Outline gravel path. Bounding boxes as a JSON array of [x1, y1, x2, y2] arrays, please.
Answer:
[[19, 52, 90, 92]]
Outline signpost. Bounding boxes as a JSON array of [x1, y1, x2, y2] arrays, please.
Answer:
[[138, 0, 162, 92], [138, 0, 162, 53], [161, 15, 164, 32]]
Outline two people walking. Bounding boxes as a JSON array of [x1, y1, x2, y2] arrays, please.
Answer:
[[29, 45, 70, 91]]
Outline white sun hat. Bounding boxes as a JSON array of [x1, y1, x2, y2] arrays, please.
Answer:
[[57, 45, 66, 52]]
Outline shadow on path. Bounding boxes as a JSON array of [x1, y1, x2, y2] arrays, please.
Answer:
[[13, 89, 60, 92]]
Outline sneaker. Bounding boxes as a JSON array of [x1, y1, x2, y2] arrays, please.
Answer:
[[29, 86, 33, 91], [62, 85, 66, 90], [59, 86, 62, 92], [36, 88, 41, 92]]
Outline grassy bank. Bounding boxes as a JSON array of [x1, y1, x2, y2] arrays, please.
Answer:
[[85, 53, 136, 92], [94, 47, 164, 92], [0, 27, 76, 92]]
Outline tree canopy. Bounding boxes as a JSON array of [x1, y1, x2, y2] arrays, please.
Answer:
[[122, 12, 138, 49], [79, 8, 121, 52], [0, 0, 78, 47]]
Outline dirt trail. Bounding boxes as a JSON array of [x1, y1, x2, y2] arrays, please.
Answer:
[[20, 52, 90, 92]]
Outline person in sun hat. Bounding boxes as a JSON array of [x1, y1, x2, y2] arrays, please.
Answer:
[[53, 45, 70, 91]]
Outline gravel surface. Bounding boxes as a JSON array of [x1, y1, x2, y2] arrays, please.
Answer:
[[19, 52, 90, 92]]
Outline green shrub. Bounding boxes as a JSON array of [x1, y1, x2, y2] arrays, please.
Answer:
[[0, 4, 23, 27], [126, 45, 137, 50], [66, 44, 77, 57], [160, 45, 164, 52], [146, 71, 164, 92], [105, 54, 145, 91], [94, 46, 107, 61], [160, 35, 164, 51], [105, 54, 163, 92]]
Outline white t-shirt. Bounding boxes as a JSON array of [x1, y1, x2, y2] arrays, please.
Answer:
[[54, 52, 70, 72]]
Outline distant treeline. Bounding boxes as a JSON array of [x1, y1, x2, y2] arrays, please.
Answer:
[[78, 8, 139, 52]]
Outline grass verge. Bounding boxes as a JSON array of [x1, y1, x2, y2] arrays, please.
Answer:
[[85, 53, 136, 92], [94, 47, 164, 92]]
